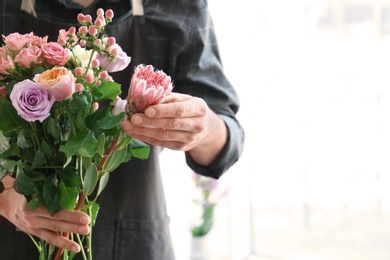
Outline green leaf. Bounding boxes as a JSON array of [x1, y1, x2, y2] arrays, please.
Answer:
[[91, 81, 121, 101], [59, 130, 98, 158], [43, 174, 61, 215], [0, 99, 31, 137], [26, 197, 43, 210], [103, 148, 127, 173], [60, 167, 82, 188], [116, 133, 132, 151], [89, 202, 100, 227], [0, 131, 11, 153], [40, 140, 53, 158], [97, 133, 106, 157], [75, 110, 87, 131], [31, 150, 46, 168], [70, 92, 92, 110], [0, 158, 16, 175], [14, 168, 37, 196], [90, 114, 123, 134], [129, 139, 150, 160], [96, 172, 109, 199], [46, 117, 61, 139], [83, 163, 98, 196], [58, 181, 79, 210], [17, 130, 33, 149]]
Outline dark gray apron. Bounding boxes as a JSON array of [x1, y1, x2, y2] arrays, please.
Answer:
[[0, 0, 175, 259]]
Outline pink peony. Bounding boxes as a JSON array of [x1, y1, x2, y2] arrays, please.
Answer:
[[14, 46, 42, 68], [33, 67, 76, 101], [41, 42, 69, 66], [127, 64, 173, 115], [10, 80, 55, 122]]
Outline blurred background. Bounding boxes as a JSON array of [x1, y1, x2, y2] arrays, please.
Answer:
[[161, 0, 390, 259]]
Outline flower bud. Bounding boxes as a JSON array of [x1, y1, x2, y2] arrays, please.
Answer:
[[77, 13, 85, 22], [105, 9, 114, 19]]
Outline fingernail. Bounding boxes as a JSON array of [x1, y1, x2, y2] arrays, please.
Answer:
[[71, 245, 80, 253], [133, 115, 142, 125], [123, 121, 133, 130], [79, 215, 89, 224], [145, 108, 156, 117], [79, 226, 89, 234]]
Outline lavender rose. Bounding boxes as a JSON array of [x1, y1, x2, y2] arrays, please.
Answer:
[[10, 79, 55, 122]]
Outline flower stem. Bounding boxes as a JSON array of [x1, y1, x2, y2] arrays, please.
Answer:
[[54, 134, 120, 260]]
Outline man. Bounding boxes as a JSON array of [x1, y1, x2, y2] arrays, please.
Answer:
[[0, 0, 245, 259]]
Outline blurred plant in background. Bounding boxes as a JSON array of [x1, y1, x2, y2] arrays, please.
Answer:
[[191, 172, 227, 237]]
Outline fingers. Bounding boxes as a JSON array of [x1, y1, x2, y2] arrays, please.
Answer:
[[23, 207, 91, 253], [36, 229, 81, 253], [146, 95, 207, 119]]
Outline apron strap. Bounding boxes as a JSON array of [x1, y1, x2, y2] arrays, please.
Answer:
[[132, 0, 144, 16], [21, 0, 37, 17]]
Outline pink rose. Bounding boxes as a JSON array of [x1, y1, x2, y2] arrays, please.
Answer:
[[0, 47, 6, 58], [33, 67, 76, 101], [127, 64, 173, 115], [2, 32, 31, 51], [24, 32, 48, 47], [0, 56, 14, 79], [96, 44, 130, 72], [41, 42, 69, 66], [14, 46, 42, 68]]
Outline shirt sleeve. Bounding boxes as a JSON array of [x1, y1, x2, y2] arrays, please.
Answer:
[[170, 3, 245, 179]]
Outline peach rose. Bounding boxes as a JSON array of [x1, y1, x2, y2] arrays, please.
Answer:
[[33, 67, 76, 101]]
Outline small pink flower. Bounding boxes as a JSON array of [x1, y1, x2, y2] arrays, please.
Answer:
[[75, 83, 84, 92], [106, 37, 115, 46], [77, 13, 86, 22], [85, 73, 95, 84], [14, 46, 42, 68], [105, 9, 114, 19], [41, 42, 69, 66], [92, 102, 99, 110], [92, 59, 100, 68], [89, 26, 98, 36], [97, 8, 104, 17], [99, 70, 109, 79], [74, 67, 84, 76], [127, 64, 173, 115], [85, 15, 93, 23]]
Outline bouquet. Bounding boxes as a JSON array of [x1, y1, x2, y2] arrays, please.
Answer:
[[0, 8, 172, 260]]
